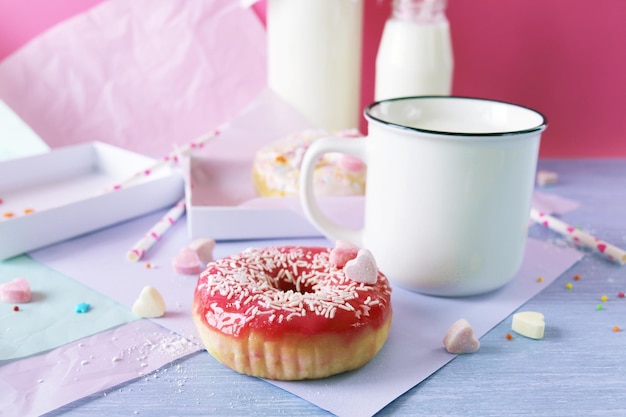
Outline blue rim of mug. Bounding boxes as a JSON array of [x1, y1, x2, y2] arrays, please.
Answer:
[[364, 96, 548, 137]]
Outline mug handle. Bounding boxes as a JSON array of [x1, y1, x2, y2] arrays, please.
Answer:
[[299, 136, 367, 246]]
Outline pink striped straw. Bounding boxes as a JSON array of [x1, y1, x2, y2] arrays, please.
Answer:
[[126, 198, 186, 261], [530, 208, 626, 265], [111, 126, 224, 191]]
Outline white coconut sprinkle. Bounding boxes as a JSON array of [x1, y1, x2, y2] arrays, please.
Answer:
[[197, 247, 391, 336]]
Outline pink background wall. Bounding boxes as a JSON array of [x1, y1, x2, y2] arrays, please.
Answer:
[[1, 0, 625, 158]]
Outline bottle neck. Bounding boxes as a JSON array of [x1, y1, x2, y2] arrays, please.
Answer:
[[392, 0, 448, 23]]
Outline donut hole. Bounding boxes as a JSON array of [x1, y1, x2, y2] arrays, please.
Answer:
[[275, 280, 314, 294], [268, 271, 315, 294]]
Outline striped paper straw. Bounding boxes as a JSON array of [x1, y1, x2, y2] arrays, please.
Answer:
[[112, 126, 225, 190], [530, 208, 626, 265], [126, 198, 186, 261]]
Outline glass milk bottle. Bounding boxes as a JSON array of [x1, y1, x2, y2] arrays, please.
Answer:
[[267, 0, 363, 130], [375, 0, 453, 101]]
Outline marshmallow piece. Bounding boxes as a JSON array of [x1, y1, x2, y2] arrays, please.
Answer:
[[188, 238, 216, 264], [344, 249, 378, 284], [0, 278, 31, 303], [536, 170, 558, 187], [511, 311, 545, 339], [172, 247, 202, 275], [443, 318, 480, 354], [329, 240, 359, 268], [132, 286, 166, 318]]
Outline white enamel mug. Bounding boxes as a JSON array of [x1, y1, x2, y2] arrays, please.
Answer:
[[300, 96, 547, 296]]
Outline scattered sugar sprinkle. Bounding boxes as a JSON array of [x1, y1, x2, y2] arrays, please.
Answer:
[[613, 326, 621, 332], [574, 274, 581, 281], [37, 379, 44, 383], [596, 304, 604, 311], [80, 360, 90, 366], [565, 282, 573, 290], [505, 333, 513, 340], [600, 295, 608, 302], [536, 276, 543, 283], [618, 292, 625, 298], [13, 306, 19, 312], [75, 302, 90, 313]]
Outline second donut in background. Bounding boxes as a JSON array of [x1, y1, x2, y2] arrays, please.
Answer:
[[252, 129, 367, 197]]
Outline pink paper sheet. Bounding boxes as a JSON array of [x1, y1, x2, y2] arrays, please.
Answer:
[[0, 320, 201, 417], [0, 0, 266, 157]]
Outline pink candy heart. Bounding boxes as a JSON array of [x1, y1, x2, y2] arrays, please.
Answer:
[[329, 240, 359, 268], [443, 318, 480, 354], [188, 238, 216, 264], [0, 277, 32, 303], [172, 247, 202, 275], [344, 249, 378, 284], [338, 155, 365, 172]]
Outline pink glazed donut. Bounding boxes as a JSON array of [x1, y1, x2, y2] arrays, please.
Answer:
[[192, 246, 392, 380]]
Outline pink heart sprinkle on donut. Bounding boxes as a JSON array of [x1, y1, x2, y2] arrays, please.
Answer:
[[344, 249, 378, 284], [172, 247, 202, 275], [338, 155, 365, 172], [597, 243, 607, 253], [0, 278, 31, 303], [329, 240, 359, 268], [443, 318, 480, 354]]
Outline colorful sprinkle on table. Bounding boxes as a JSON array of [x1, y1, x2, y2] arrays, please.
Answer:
[[618, 292, 625, 298], [600, 295, 608, 302], [505, 333, 513, 340], [565, 282, 573, 290], [596, 304, 604, 311], [13, 306, 19, 312], [3, 212, 14, 219], [537, 276, 544, 283], [75, 302, 91, 313], [23, 208, 35, 214], [613, 326, 621, 332], [574, 274, 581, 281]]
